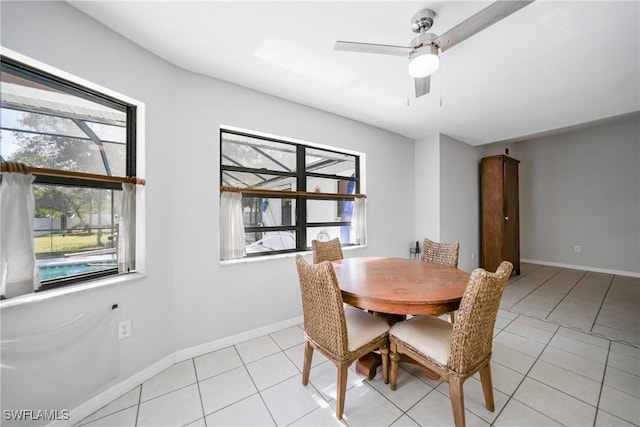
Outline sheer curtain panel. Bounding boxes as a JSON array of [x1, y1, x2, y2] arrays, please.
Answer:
[[0, 173, 40, 299], [220, 191, 246, 260], [118, 183, 137, 273], [351, 197, 367, 245]]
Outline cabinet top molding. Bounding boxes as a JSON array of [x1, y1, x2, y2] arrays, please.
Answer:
[[481, 154, 520, 164]]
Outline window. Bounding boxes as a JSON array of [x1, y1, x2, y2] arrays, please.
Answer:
[[220, 129, 364, 257], [0, 54, 142, 294]]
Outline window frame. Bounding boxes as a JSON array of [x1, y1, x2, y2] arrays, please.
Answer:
[[220, 127, 364, 258], [1, 50, 143, 292]]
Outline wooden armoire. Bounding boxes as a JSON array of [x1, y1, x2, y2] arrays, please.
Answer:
[[480, 155, 520, 275]]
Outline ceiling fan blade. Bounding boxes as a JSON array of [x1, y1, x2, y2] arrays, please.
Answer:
[[434, 1, 534, 52], [335, 41, 413, 57], [414, 76, 431, 98]]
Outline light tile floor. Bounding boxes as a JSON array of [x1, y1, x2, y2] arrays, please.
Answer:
[[77, 263, 640, 426]]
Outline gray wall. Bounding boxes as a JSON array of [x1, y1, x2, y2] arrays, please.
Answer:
[[415, 119, 639, 278], [517, 115, 640, 274], [414, 135, 440, 247], [439, 134, 483, 273], [0, 0, 415, 418]]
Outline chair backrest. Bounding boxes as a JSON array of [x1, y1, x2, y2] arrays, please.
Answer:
[[447, 261, 513, 374], [295, 255, 348, 357], [312, 237, 344, 264], [420, 238, 460, 268]]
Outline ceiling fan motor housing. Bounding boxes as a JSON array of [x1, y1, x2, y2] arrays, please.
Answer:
[[411, 32, 439, 50], [411, 9, 436, 33]]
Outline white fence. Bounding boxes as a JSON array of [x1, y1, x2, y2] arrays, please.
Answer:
[[33, 214, 116, 237]]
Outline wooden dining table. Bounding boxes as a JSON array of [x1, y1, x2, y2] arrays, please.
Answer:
[[331, 257, 470, 379]]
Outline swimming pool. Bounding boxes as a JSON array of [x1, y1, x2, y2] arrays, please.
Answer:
[[39, 261, 117, 281]]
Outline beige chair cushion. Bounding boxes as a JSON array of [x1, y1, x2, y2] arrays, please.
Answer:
[[390, 315, 452, 365], [344, 306, 389, 352]]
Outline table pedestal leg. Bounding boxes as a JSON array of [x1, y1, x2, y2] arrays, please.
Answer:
[[355, 353, 381, 380], [355, 312, 406, 380], [355, 353, 442, 381]]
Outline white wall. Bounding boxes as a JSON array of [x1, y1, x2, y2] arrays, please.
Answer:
[[169, 68, 415, 351], [2, 1, 178, 417], [517, 115, 640, 275], [414, 135, 440, 246], [0, 0, 415, 418], [439, 134, 483, 272]]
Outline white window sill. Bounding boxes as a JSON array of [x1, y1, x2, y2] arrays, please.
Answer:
[[220, 244, 366, 266], [0, 272, 145, 310]]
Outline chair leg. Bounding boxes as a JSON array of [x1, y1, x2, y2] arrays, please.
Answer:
[[448, 377, 466, 427], [380, 346, 389, 384], [389, 342, 400, 391], [449, 311, 456, 323], [302, 341, 313, 386], [336, 364, 349, 419], [479, 362, 495, 412]]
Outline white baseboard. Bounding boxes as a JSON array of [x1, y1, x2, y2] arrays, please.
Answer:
[[174, 315, 304, 362], [522, 258, 640, 278], [55, 315, 304, 426], [55, 354, 175, 427]]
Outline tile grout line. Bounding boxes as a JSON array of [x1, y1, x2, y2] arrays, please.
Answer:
[[504, 265, 566, 311], [134, 385, 141, 427], [543, 269, 588, 320], [490, 319, 579, 427], [191, 358, 208, 427], [235, 343, 279, 427], [592, 339, 612, 427], [589, 273, 616, 334]]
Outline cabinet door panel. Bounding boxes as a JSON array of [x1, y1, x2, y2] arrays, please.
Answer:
[[481, 155, 520, 275], [503, 160, 520, 273], [481, 157, 505, 273]]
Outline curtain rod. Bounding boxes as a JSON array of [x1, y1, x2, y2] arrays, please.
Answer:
[[220, 186, 366, 199], [1, 162, 145, 185]]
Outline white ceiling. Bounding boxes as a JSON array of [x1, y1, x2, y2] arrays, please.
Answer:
[[69, 1, 639, 145]]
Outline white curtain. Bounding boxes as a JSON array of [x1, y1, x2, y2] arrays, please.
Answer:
[[220, 191, 246, 260], [351, 197, 367, 245], [0, 173, 40, 299], [118, 183, 137, 273]]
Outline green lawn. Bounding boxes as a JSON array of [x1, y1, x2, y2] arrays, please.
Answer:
[[34, 232, 112, 255]]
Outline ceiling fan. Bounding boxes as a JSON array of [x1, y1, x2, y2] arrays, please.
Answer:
[[334, 1, 534, 98]]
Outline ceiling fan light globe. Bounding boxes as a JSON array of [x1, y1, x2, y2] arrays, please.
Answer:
[[408, 53, 440, 78]]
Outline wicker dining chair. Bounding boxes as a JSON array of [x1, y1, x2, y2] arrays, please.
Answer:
[[420, 238, 460, 267], [420, 238, 460, 321], [312, 237, 344, 263], [295, 255, 390, 420], [389, 261, 513, 427]]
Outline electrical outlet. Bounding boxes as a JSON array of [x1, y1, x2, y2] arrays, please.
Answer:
[[118, 320, 131, 340], [574, 245, 581, 253]]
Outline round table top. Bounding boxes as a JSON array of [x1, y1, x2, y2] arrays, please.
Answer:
[[332, 257, 470, 316]]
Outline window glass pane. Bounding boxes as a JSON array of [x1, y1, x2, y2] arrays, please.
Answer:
[[86, 122, 126, 143], [246, 231, 296, 254], [242, 197, 296, 227], [2, 130, 109, 174], [1, 68, 127, 177], [0, 108, 87, 138], [307, 198, 354, 222], [222, 171, 296, 190], [102, 141, 127, 177], [221, 133, 296, 172], [306, 226, 350, 248], [34, 184, 121, 282], [306, 147, 355, 177], [307, 177, 355, 194]]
